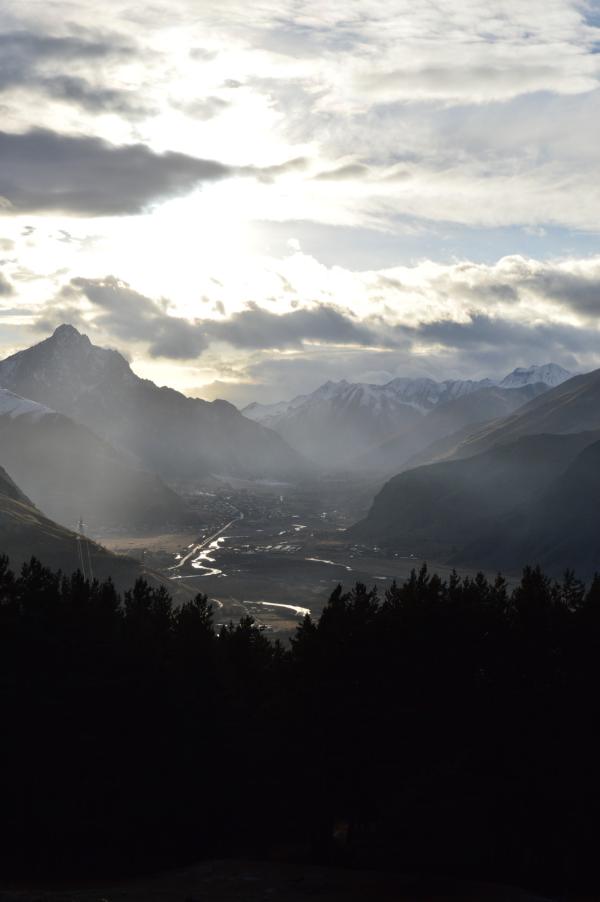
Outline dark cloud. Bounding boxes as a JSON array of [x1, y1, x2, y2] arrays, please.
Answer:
[[40, 269, 600, 378], [0, 128, 310, 216], [41, 277, 403, 360], [69, 277, 208, 359], [0, 129, 231, 216], [430, 263, 600, 317], [0, 30, 147, 116], [0, 31, 129, 63], [205, 301, 389, 349], [406, 313, 599, 375], [523, 269, 600, 316], [41, 75, 152, 116]]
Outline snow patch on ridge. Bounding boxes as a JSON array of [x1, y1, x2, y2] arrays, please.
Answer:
[[0, 388, 54, 421]]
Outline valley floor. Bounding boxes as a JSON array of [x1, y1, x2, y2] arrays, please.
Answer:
[[98, 476, 486, 632]]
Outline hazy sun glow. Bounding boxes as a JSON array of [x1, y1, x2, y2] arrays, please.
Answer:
[[1, 0, 600, 402]]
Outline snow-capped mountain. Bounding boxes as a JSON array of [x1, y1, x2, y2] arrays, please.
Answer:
[[245, 376, 493, 428], [499, 363, 572, 389], [242, 364, 574, 467], [0, 325, 307, 481]]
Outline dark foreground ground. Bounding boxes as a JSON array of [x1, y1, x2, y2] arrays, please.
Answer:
[[0, 860, 558, 902]]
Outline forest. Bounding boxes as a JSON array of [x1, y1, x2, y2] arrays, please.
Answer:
[[2, 556, 600, 893]]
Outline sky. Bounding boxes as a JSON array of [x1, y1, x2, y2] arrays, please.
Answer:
[[1, 0, 600, 404]]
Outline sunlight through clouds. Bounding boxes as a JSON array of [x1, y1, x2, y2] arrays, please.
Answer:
[[1, 0, 600, 400]]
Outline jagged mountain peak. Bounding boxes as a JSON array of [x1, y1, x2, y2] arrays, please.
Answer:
[[52, 323, 89, 342], [0, 328, 307, 480], [0, 326, 135, 422]]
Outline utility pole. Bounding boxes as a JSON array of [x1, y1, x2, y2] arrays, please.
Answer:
[[76, 517, 94, 581], [76, 517, 87, 579]]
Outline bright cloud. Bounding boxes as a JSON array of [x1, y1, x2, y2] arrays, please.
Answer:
[[0, 0, 600, 401]]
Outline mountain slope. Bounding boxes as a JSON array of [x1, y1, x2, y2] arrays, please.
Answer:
[[354, 382, 548, 474], [0, 326, 306, 481], [243, 364, 571, 468], [243, 376, 501, 465], [349, 432, 600, 558], [458, 439, 600, 576], [0, 464, 143, 586], [244, 379, 432, 464], [0, 388, 192, 531], [441, 368, 600, 463]]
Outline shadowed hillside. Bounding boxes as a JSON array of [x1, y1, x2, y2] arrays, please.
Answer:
[[350, 432, 600, 563], [355, 382, 549, 475], [0, 389, 192, 531], [0, 465, 144, 587], [460, 438, 600, 575]]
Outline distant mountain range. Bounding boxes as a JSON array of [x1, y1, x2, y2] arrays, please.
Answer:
[[352, 365, 600, 576], [0, 325, 306, 482], [243, 364, 573, 469]]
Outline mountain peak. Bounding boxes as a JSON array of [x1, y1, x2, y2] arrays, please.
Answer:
[[499, 363, 573, 389], [51, 323, 90, 345], [0, 327, 306, 481]]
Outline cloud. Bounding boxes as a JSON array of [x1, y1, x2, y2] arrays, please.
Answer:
[[520, 267, 600, 316], [21, 249, 600, 403], [404, 313, 600, 376], [360, 59, 598, 104], [174, 96, 230, 120], [314, 163, 370, 181], [417, 256, 600, 319], [204, 301, 390, 349], [0, 129, 231, 216], [250, 157, 309, 183], [0, 128, 314, 216], [40, 275, 405, 361], [67, 276, 209, 358], [0, 30, 147, 116]]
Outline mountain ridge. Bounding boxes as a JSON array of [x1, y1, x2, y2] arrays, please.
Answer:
[[350, 430, 600, 566], [0, 325, 307, 482], [242, 364, 571, 468]]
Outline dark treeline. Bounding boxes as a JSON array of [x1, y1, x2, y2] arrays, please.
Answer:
[[3, 557, 600, 891]]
